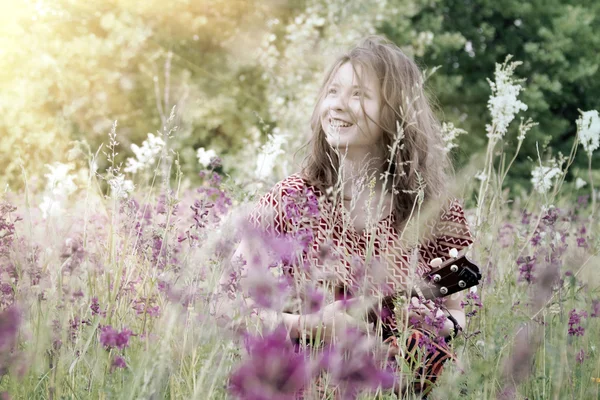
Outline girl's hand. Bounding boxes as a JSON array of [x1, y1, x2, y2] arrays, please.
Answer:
[[395, 297, 441, 327], [300, 300, 374, 344]]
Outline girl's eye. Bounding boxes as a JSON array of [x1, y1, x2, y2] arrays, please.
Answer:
[[326, 88, 364, 97]]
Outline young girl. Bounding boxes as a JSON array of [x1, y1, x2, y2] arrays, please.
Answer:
[[222, 35, 475, 398]]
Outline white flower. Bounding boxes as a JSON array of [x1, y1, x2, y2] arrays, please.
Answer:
[[108, 175, 134, 199], [196, 147, 217, 168], [39, 195, 63, 219], [124, 133, 165, 174], [548, 303, 560, 315], [576, 110, 600, 155], [44, 162, 77, 197], [475, 171, 487, 182], [464, 41, 475, 57], [440, 122, 467, 153], [575, 177, 587, 190], [485, 57, 528, 138], [255, 130, 288, 179], [39, 162, 78, 219], [531, 164, 562, 194]]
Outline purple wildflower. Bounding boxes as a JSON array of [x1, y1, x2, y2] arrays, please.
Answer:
[[229, 326, 313, 400], [517, 256, 536, 284], [60, 237, 85, 273], [250, 223, 298, 265], [111, 355, 127, 372], [290, 228, 314, 254], [576, 225, 588, 248], [116, 328, 133, 349], [568, 309, 587, 337], [577, 195, 589, 209], [90, 297, 106, 317], [423, 310, 447, 333], [498, 223, 515, 248], [68, 317, 84, 341], [99, 325, 118, 348], [146, 306, 160, 317], [190, 199, 213, 231], [417, 333, 438, 354], [0, 282, 14, 308], [591, 299, 600, 318], [520, 210, 532, 225], [99, 326, 134, 349], [0, 305, 21, 375], [541, 208, 559, 226], [197, 171, 232, 218], [0, 202, 21, 256], [301, 285, 324, 314], [282, 187, 320, 226], [576, 349, 586, 364], [244, 264, 289, 309], [460, 291, 483, 318], [321, 328, 395, 399], [530, 232, 542, 247], [209, 156, 222, 169], [0, 306, 20, 351], [221, 257, 243, 300], [132, 297, 161, 318]]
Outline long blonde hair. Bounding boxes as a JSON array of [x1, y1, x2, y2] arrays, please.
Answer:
[[299, 35, 451, 227]]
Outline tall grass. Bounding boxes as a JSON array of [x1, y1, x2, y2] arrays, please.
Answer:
[[0, 57, 599, 400]]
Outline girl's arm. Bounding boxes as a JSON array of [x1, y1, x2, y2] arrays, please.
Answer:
[[438, 291, 466, 338], [214, 235, 302, 338], [215, 236, 370, 342]]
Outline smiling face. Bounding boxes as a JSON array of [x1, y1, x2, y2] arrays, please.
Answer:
[[319, 62, 383, 151]]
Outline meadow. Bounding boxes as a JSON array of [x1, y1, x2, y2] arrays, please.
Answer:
[[1, 1, 600, 399], [1, 55, 600, 399]]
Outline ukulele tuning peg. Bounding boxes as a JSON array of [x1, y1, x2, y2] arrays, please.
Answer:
[[450, 264, 458, 273], [432, 274, 441, 283], [440, 287, 448, 295], [458, 280, 466, 288], [430, 257, 443, 268], [449, 248, 458, 258]]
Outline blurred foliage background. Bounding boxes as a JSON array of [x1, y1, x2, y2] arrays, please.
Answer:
[[0, 0, 598, 193]]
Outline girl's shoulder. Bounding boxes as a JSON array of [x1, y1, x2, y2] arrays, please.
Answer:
[[250, 173, 323, 235], [437, 197, 471, 228], [432, 197, 475, 256], [270, 172, 324, 198]]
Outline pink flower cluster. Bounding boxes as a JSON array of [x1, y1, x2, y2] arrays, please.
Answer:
[[99, 325, 134, 350]]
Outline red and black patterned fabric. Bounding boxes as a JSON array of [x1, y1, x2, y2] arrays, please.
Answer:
[[248, 173, 475, 397]]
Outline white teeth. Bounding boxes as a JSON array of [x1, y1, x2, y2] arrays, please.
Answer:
[[329, 118, 352, 128]]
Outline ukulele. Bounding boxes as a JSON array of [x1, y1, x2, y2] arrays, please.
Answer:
[[410, 250, 482, 300], [369, 251, 482, 338]]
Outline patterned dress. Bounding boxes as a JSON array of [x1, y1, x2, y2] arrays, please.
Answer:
[[248, 173, 474, 397]]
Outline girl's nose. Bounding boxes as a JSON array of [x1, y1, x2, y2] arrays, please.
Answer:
[[329, 94, 348, 112]]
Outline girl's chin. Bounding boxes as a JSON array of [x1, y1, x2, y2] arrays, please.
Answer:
[[325, 137, 356, 148]]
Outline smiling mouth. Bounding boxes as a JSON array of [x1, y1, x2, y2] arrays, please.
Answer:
[[329, 118, 353, 129]]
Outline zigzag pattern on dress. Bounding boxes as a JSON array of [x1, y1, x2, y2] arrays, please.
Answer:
[[248, 173, 474, 295], [247, 173, 475, 397]]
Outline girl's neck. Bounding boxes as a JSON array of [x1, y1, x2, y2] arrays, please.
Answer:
[[336, 147, 392, 198]]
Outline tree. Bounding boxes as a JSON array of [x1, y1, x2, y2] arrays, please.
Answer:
[[382, 0, 600, 191]]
